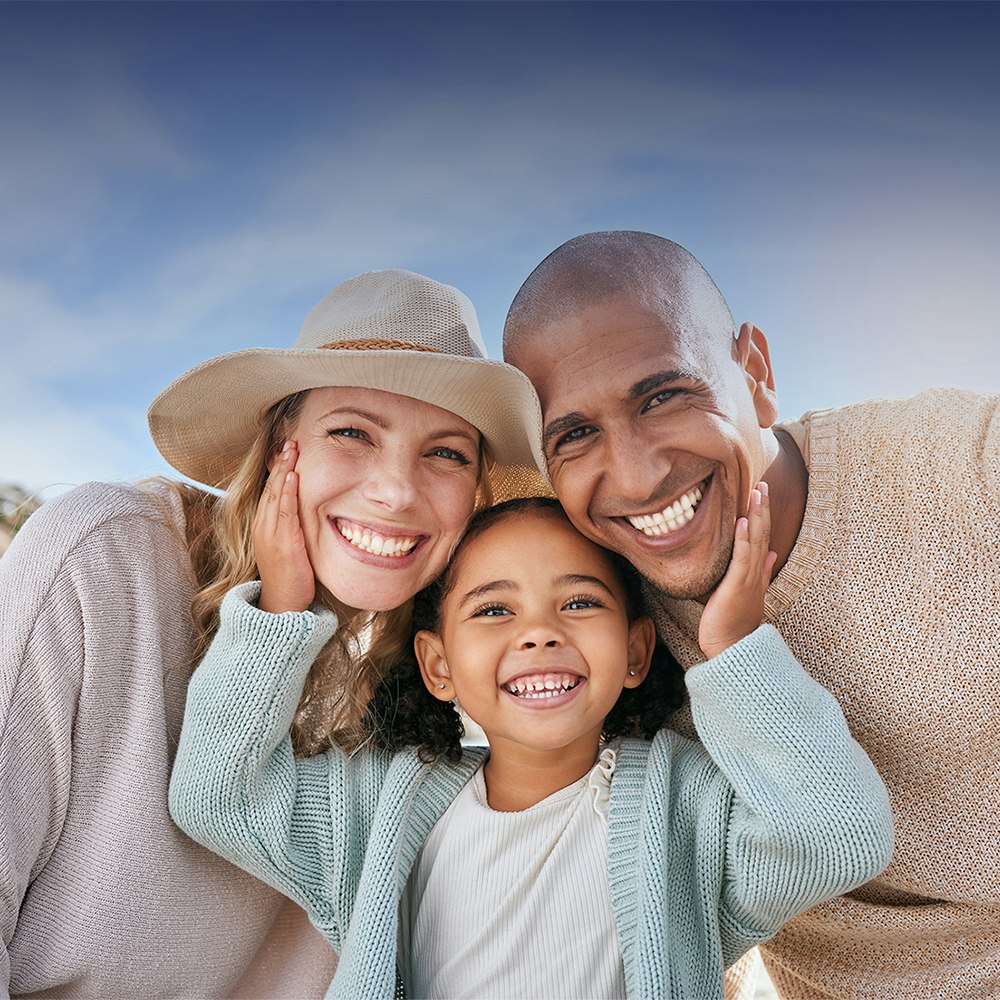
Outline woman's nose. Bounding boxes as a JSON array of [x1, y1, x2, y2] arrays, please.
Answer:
[[362, 451, 419, 510]]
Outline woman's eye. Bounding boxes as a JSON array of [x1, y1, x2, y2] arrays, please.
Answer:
[[327, 426, 367, 441], [430, 446, 471, 465]]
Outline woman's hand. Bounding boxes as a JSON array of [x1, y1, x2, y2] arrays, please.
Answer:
[[253, 441, 316, 614], [698, 482, 778, 659]]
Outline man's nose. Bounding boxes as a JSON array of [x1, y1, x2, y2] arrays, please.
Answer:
[[605, 432, 671, 503]]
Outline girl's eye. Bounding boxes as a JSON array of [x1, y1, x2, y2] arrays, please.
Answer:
[[563, 595, 605, 611], [471, 603, 511, 618], [429, 446, 471, 465]]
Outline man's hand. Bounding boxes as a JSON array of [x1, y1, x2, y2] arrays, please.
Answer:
[[253, 441, 316, 614], [698, 481, 777, 658]]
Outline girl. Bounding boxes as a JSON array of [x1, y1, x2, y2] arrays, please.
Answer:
[[170, 487, 894, 999]]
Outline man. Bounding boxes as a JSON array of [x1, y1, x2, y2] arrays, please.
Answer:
[[503, 230, 999, 999]]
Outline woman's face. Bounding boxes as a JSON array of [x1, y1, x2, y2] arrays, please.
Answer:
[[288, 386, 482, 613]]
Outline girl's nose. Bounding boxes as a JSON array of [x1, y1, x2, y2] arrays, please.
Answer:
[[519, 637, 562, 650], [517, 620, 565, 651]]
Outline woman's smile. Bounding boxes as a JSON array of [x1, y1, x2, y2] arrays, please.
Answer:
[[332, 516, 424, 560]]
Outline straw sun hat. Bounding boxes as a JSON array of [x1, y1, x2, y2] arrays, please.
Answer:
[[148, 269, 549, 494]]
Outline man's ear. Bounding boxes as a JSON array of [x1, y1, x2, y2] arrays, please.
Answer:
[[624, 617, 656, 688], [736, 322, 779, 429], [415, 630, 456, 702]]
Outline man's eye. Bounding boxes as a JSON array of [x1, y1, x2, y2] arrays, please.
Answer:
[[554, 425, 595, 452], [643, 389, 679, 412]]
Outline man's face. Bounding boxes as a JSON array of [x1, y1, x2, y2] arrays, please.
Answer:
[[510, 294, 774, 601]]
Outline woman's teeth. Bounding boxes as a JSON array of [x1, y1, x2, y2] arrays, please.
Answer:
[[503, 673, 581, 699], [626, 484, 704, 537], [337, 522, 418, 557]]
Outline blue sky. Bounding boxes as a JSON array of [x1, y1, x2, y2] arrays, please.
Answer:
[[3, 1, 997, 499]]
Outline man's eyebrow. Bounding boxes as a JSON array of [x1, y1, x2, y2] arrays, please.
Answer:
[[457, 580, 516, 609], [627, 369, 692, 401]]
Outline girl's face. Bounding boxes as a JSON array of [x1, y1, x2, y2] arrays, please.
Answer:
[[416, 511, 654, 760], [290, 386, 481, 612]]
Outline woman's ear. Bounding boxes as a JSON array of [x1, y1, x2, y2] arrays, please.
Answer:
[[415, 630, 455, 702], [624, 617, 656, 688]]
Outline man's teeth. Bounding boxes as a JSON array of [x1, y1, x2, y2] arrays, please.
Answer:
[[626, 485, 704, 537], [503, 673, 581, 699], [337, 522, 418, 557]]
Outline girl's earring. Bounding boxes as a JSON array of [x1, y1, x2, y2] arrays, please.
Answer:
[[628, 670, 636, 676], [438, 683, 446, 689]]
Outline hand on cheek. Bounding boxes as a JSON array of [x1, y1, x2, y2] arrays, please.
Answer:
[[254, 441, 318, 614], [697, 482, 777, 659]]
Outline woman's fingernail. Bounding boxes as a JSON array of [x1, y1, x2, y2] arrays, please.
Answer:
[[758, 481, 769, 497]]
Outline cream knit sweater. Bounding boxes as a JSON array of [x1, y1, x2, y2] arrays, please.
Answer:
[[0, 481, 338, 998], [648, 388, 1000, 999]]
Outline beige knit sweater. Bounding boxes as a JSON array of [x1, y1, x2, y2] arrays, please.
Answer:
[[0, 480, 337, 998], [649, 388, 1000, 1000]]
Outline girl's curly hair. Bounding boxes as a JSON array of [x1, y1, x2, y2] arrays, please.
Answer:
[[363, 496, 686, 762]]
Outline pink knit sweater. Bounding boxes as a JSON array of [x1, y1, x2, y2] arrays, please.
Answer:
[[0, 480, 338, 998], [649, 388, 1000, 999]]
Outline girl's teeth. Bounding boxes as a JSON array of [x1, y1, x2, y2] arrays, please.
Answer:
[[504, 675, 580, 699]]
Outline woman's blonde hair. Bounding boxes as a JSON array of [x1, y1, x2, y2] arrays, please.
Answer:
[[167, 389, 492, 756]]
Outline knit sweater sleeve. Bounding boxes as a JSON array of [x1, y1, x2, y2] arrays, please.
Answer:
[[168, 582, 385, 946], [685, 624, 895, 962], [0, 492, 87, 992]]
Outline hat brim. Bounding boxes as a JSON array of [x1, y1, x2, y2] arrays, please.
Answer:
[[148, 347, 549, 490]]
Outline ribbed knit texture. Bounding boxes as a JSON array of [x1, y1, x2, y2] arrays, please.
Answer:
[[0, 481, 338, 998], [170, 586, 893, 1000], [648, 388, 1000, 999]]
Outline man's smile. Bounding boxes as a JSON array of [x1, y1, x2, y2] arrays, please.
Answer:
[[621, 479, 708, 537]]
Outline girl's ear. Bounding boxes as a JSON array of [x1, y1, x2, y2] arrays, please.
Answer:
[[624, 617, 656, 688], [415, 630, 456, 702]]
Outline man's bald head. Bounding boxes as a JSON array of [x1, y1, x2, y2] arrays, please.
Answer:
[[503, 231, 736, 363]]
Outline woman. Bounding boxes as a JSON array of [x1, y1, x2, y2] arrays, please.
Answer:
[[0, 269, 546, 998]]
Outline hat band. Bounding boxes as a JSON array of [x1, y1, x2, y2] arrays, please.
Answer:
[[320, 338, 440, 353]]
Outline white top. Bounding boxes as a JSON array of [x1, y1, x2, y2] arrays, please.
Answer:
[[399, 747, 624, 1000]]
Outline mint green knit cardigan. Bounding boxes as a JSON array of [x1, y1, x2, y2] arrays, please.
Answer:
[[169, 583, 893, 1000]]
